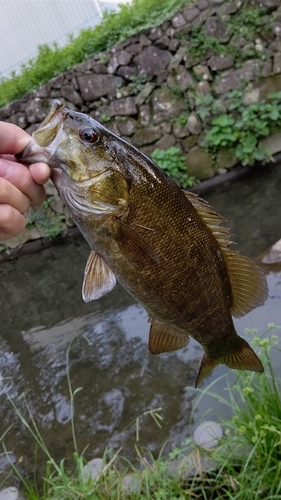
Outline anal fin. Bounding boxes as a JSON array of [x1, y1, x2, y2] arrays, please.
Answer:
[[148, 318, 189, 354], [82, 251, 116, 302], [195, 337, 264, 387]]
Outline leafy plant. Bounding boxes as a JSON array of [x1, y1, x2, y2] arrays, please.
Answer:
[[151, 147, 198, 188], [175, 113, 188, 127], [26, 199, 66, 238], [205, 92, 281, 166]]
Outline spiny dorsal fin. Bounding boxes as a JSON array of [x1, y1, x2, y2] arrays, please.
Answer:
[[222, 248, 268, 318], [195, 337, 263, 387], [183, 191, 268, 316], [82, 251, 116, 302], [148, 318, 189, 354], [183, 190, 233, 248]]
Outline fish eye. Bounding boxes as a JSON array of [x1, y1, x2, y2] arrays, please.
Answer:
[[79, 127, 99, 144]]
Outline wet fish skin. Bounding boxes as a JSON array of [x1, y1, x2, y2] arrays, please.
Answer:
[[17, 100, 268, 386]]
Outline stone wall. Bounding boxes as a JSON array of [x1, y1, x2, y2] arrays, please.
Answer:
[[1, 0, 281, 250]]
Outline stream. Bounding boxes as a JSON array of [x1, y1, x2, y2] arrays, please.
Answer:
[[0, 163, 280, 480]]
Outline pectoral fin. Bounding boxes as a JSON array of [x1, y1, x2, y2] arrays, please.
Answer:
[[195, 337, 264, 387], [116, 218, 159, 266], [82, 251, 116, 302], [148, 318, 189, 354]]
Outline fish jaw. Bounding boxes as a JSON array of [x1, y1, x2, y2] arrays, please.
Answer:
[[15, 100, 67, 168]]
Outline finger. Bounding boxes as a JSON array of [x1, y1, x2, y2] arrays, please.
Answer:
[[29, 162, 51, 185], [0, 122, 31, 155], [0, 204, 26, 241], [0, 158, 46, 207], [0, 177, 30, 214]]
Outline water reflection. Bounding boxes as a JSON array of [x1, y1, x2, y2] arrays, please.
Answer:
[[0, 163, 280, 477]]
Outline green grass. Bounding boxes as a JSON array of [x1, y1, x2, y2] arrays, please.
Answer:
[[0, 0, 192, 108], [2, 325, 281, 499]]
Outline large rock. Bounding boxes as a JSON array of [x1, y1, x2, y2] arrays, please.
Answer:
[[152, 87, 185, 124], [77, 74, 123, 101], [116, 116, 138, 136], [167, 66, 194, 91], [108, 97, 137, 116], [132, 126, 162, 146], [245, 74, 281, 102], [204, 16, 232, 42], [185, 148, 215, 179], [134, 46, 172, 76], [216, 147, 238, 169], [154, 133, 176, 150], [25, 98, 51, 124], [260, 132, 281, 155], [214, 59, 261, 94], [107, 50, 132, 74], [208, 54, 234, 71], [186, 113, 202, 135], [60, 85, 83, 105]]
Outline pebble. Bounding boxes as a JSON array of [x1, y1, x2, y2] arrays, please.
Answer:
[[193, 421, 223, 449], [0, 488, 21, 500], [122, 474, 142, 494], [82, 458, 104, 480]]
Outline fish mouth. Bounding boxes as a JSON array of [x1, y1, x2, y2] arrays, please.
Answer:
[[16, 100, 66, 164], [33, 99, 65, 147]]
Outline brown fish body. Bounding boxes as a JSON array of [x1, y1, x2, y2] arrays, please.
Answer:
[[80, 154, 234, 346], [18, 101, 268, 385]]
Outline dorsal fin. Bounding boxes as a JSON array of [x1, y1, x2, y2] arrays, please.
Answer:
[[183, 190, 268, 317], [183, 190, 233, 248], [222, 248, 268, 317], [148, 318, 189, 354]]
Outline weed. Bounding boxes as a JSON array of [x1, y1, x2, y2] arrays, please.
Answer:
[[205, 92, 281, 165], [151, 146, 198, 188], [175, 114, 188, 127], [100, 112, 111, 123], [26, 199, 66, 239]]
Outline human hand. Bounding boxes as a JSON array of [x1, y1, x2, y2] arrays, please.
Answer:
[[0, 121, 50, 241]]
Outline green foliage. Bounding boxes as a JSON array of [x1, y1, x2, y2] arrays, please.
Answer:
[[184, 4, 271, 66], [188, 26, 229, 60], [194, 325, 281, 499], [175, 113, 188, 127], [151, 147, 198, 188], [205, 92, 281, 166], [0, 0, 192, 108], [26, 199, 66, 239]]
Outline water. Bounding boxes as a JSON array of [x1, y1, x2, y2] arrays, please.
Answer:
[[0, 163, 280, 480]]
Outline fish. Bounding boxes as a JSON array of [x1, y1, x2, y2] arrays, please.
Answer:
[[17, 100, 268, 386]]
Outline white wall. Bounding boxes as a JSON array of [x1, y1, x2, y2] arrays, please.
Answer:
[[0, 0, 122, 77]]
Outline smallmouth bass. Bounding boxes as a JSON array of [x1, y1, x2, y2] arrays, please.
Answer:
[[17, 100, 268, 386]]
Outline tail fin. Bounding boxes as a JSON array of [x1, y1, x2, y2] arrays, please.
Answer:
[[195, 337, 264, 387]]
